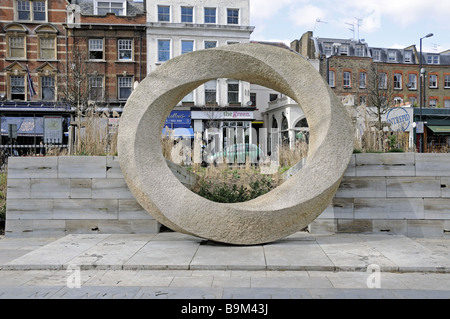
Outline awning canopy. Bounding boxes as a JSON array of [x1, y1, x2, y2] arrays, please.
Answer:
[[1, 117, 44, 136], [427, 126, 450, 135]]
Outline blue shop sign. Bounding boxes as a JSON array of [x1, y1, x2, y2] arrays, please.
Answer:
[[165, 111, 191, 128]]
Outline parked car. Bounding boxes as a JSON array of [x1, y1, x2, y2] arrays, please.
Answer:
[[208, 143, 262, 165]]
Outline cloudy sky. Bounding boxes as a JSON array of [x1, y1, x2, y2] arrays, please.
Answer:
[[249, 0, 450, 52]]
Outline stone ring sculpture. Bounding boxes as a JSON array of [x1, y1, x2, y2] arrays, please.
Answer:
[[118, 43, 354, 245]]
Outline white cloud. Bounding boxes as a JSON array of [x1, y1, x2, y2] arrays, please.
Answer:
[[249, 0, 300, 22], [289, 4, 326, 29]]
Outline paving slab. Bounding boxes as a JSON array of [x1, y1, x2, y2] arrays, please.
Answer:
[[2, 234, 111, 270], [190, 244, 266, 270], [2, 232, 450, 274], [263, 238, 335, 271], [67, 234, 152, 270], [359, 234, 450, 272], [315, 234, 399, 271], [123, 240, 200, 270]]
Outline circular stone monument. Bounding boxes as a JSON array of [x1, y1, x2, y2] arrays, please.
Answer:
[[118, 43, 354, 245]]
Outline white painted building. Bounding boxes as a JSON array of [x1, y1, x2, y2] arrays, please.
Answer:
[[262, 96, 309, 150], [146, 0, 254, 109]]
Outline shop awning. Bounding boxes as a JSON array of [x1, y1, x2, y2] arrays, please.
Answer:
[[1, 117, 44, 136], [427, 126, 450, 135], [162, 127, 194, 138]]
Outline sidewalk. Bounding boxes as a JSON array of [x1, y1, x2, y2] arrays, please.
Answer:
[[0, 232, 449, 299]]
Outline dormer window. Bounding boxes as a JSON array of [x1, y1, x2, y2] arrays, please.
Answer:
[[340, 45, 349, 56], [404, 51, 412, 63], [355, 45, 364, 57], [373, 49, 381, 62], [95, 1, 126, 16], [323, 44, 332, 57], [427, 55, 439, 64], [388, 50, 397, 62]]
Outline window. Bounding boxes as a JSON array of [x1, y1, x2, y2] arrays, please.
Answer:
[[359, 72, 367, 89], [9, 37, 25, 59], [394, 97, 403, 105], [409, 96, 417, 105], [204, 8, 216, 23], [158, 5, 170, 22], [323, 44, 332, 57], [17, 1, 30, 20], [359, 95, 367, 105], [429, 74, 438, 88], [227, 8, 239, 24], [445, 99, 450, 108], [445, 75, 450, 88], [328, 70, 335, 87], [404, 51, 412, 63], [343, 71, 351, 88], [204, 41, 217, 49], [10, 76, 25, 100], [89, 39, 104, 60], [340, 45, 348, 56], [269, 94, 278, 101], [89, 75, 103, 101], [118, 76, 133, 100], [228, 80, 239, 103], [355, 45, 364, 57], [16, 1, 46, 21], [427, 55, 439, 64], [394, 73, 402, 90], [373, 49, 381, 62], [97, 1, 125, 15], [388, 51, 397, 62], [429, 98, 437, 108], [181, 40, 194, 54], [33, 1, 46, 20], [118, 39, 132, 61], [205, 80, 217, 104], [181, 6, 193, 23], [39, 38, 55, 59], [158, 40, 170, 62], [379, 73, 387, 89], [41, 76, 55, 100], [250, 93, 256, 107], [408, 74, 417, 90]]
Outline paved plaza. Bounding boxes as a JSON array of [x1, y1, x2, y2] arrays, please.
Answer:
[[0, 232, 449, 299]]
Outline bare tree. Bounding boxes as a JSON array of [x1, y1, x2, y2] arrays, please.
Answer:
[[60, 41, 106, 154], [366, 64, 396, 130]]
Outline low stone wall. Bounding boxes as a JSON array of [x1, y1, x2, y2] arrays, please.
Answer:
[[6, 153, 450, 238], [310, 153, 450, 238], [5, 156, 197, 238]]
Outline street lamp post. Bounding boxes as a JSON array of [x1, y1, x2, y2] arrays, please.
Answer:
[[418, 33, 433, 153]]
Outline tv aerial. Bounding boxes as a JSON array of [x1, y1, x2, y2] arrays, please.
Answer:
[[313, 18, 328, 33]]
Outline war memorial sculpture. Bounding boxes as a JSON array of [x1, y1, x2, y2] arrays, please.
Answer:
[[118, 43, 354, 245]]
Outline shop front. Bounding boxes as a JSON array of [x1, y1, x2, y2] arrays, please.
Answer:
[[414, 108, 450, 153], [191, 108, 256, 148]]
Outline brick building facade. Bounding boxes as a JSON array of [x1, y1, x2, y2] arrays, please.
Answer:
[[292, 31, 450, 152], [0, 0, 71, 154], [0, 0, 146, 154], [66, 0, 146, 111]]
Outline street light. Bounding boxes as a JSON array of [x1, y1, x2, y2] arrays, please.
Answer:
[[418, 33, 433, 153]]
